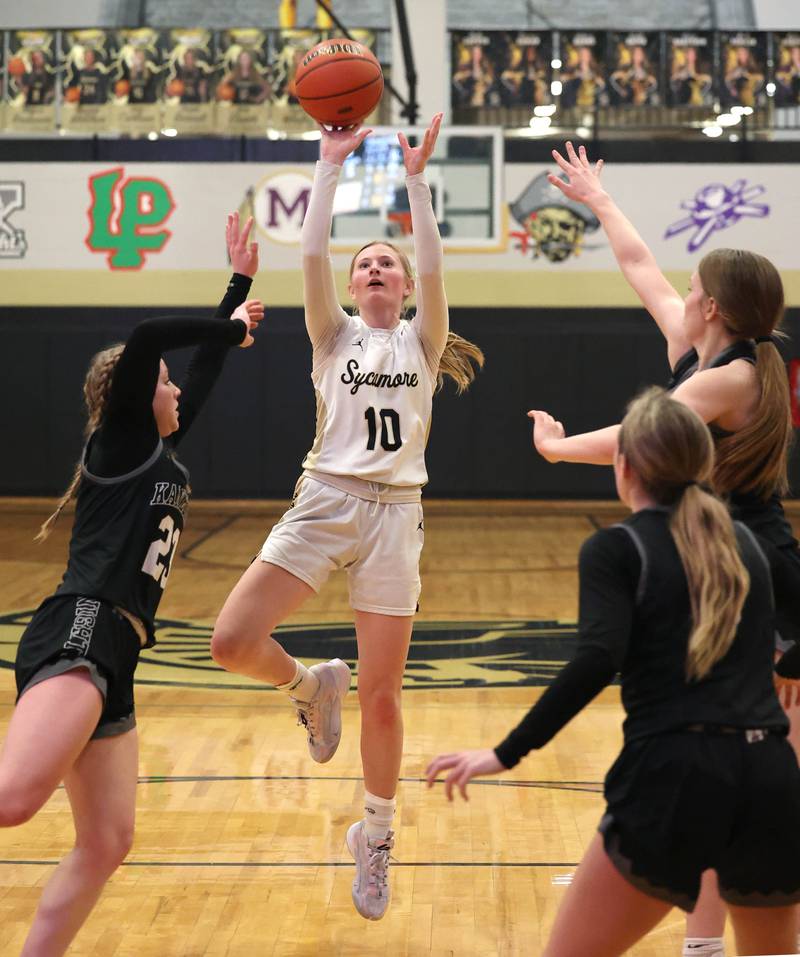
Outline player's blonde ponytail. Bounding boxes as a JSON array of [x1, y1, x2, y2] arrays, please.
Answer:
[[618, 387, 750, 681], [35, 344, 125, 542], [349, 241, 484, 393]]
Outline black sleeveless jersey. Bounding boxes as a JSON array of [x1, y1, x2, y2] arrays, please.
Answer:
[[55, 436, 189, 646], [667, 341, 797, 549]]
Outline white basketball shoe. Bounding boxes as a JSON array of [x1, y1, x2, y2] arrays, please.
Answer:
[[346, 820, 394, 920], [291, 658, 351, 763]]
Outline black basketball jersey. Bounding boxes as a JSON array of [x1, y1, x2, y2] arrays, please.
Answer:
[[55, 435, 189, 645], [667, 340, 797, 548]]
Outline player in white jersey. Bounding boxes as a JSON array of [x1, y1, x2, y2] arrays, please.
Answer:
[[211, 115, 483, 920]]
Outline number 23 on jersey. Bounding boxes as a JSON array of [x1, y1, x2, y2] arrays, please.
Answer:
[[141, 514, 181, 589]]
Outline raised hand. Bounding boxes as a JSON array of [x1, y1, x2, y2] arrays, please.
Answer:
[[227, 211, 259, 278], [547, 141, 606, 208], [319, 123, 372, 166], [425, 748, 506, 802], [231, 298, 264, 348], [398, 112, 443, 176], [528, 410, 566, 463]]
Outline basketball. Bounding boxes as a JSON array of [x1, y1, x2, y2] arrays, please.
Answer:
[[64, 85, 81, 103], [114, 79, 130, 97], [8, 56, 26, 77], [167, 78, 185, 98], [217, 82, 235, 101], [293, 38, 383, 126]]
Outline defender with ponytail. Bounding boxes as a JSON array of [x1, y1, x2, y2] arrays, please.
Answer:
[[523, 143, 800, 954], [1, 212, 262, 956], [427, 386, 800, 957], [616, 387, 750, 681]]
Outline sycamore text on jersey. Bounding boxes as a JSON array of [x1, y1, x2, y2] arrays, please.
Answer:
[[340, 359, 420, 396]]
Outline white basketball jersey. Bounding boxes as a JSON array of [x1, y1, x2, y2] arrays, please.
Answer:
[[302, 315, 436, 486]]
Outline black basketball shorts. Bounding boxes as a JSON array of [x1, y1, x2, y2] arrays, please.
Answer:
[[599, 730, 800, 911], [15, 594, 143, 739]]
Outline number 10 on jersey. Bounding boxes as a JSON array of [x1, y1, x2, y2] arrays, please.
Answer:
[[365, 407, 402, 452]]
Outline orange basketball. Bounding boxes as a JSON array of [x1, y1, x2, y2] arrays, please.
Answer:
[[294, 38, 383, 126], [8, 56, 26, 77], [217, 82, 235, 101], [167, 78, 185, 97], [114, 79, 130, 97], [64, 85, 81, 103]]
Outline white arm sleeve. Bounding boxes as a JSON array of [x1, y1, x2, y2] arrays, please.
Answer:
[[302, 160, 351, 355], [407, 172, 449, 367]]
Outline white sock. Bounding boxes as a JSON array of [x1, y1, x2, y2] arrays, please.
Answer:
[[363, 791, 396, 842], [682, 938, 725, 957], [275, 660, 319, 703]]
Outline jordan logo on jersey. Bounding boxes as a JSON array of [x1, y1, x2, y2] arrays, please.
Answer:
[[340, 359, 419, 396], [352, 337, 365, 351], [150, 481, 189, 516]]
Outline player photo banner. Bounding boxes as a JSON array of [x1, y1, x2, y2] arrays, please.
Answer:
[[216, 29, 271, 135], [720, 32, 767, 109], [667, 32, 714, 107], [451, 31, 551, 110], [5, 30, 57, 133], [270, 28, 323, 133], [774, 33, 800, 106], [607, 32, 661, 107], [559, 32, 608, 109], [0, 35, 6, 132], [61, 29, 116, 133], [161, 29, 215, 135], [113, 28, 168, 135]]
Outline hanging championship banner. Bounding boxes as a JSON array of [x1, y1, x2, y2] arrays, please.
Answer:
[[607, 32, 660, 106], [61, 29, 116, 134], [270, 28, 323, 132], [560, 32, 608, 109], [5, 30, 57, 134], [161, 29, 216, 134], [667, 32, 714, 107], [775, 33, 800, 106], [720, 32, 767, 109], [216, 29, 271, 136]]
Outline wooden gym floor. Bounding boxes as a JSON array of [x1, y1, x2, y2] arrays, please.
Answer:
[[2, 498, 798, 956]]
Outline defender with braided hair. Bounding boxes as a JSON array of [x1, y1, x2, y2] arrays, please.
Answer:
[[0, 212, 263, 957], [427, 388, 800, 957]]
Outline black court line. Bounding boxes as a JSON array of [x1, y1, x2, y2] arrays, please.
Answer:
[[0, 859, 579, 869], [133, 774, 603, 795], [179, 514, 240, 562]]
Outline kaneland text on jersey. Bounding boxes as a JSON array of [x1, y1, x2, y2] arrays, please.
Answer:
[[149, 481, 189, 517]]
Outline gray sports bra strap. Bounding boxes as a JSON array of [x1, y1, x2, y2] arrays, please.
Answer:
[[734, 521, 774, 611], [611, 523, 648, 605]]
